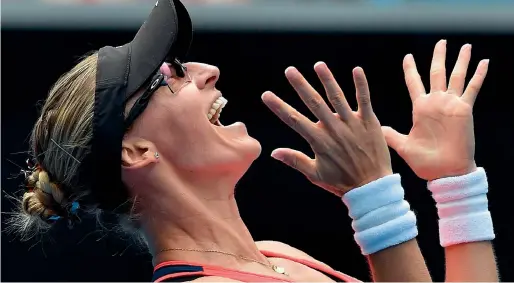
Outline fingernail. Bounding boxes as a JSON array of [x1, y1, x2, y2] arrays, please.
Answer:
[[353, 66, 363, 74], [484, 59, 490, 65], [285, 66, 296, 75], [314, 61, 326, 68], [271, 150, 283, 161]]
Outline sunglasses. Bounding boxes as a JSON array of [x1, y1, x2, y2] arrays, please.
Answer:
[[124, 59, 191, 130]]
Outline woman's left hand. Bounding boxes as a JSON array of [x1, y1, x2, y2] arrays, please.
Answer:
[[262, 62, 392, 197]]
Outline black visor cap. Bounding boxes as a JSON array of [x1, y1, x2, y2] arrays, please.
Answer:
[[81, 0, 192, 211]]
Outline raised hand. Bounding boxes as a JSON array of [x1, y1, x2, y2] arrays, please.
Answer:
[[382, 40, 489, 181], [262, 62, 392, 196]]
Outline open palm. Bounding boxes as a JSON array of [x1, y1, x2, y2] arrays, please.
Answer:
[[382, 40, 489, 180]]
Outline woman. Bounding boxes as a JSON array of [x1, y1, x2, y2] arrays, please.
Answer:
[[8, 0, 498, 281]]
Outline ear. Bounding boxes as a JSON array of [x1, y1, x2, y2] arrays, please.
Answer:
[[121, 139, 160, 170]]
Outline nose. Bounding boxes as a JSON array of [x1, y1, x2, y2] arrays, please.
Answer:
[[189, 63, 220, 89]]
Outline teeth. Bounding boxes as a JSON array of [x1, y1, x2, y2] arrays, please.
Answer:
[[207, 97, 228, 124], [218, 97, 228, 106]]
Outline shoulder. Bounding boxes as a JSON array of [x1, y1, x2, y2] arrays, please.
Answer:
[[255, 240, 332, 269]]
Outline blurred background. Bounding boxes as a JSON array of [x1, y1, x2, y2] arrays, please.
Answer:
[[2, 0, 514, 281]]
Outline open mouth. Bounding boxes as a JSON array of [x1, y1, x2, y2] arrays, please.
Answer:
[[207, 96, 227, 126]]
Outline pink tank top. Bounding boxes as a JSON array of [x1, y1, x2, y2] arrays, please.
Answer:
[[152, 250, 361, 282]]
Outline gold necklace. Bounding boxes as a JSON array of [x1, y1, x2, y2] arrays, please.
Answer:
[[159, 247, 288, 275]]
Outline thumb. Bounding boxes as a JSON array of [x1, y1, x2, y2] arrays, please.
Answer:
[[381, 126, 408, 154], [271, 148, 317, 179]]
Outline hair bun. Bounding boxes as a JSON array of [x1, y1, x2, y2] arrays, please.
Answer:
[[22, 169, 64, 221]]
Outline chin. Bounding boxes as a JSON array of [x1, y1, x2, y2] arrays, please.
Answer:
[[225, 137, 261, 178], [242, 135, 262, 161]]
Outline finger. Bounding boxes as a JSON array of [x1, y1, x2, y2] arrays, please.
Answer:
[[353, 67, 374, 121], [285, 67, 336, 124], [381, 126, 408, 155], [448, 44, 472, 95], [271, 148, 317, 180], [262, 91, 318, 144], [430, 39, 448, 93], [403, 54, 426, 101], [313, 62, 353, 121], [462, 59, 490, 106]]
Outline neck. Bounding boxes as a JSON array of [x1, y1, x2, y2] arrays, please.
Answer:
[[137, 167, 265, 267]]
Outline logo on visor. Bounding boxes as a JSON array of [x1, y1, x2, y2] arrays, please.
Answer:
[[155, 0, 159, 6]]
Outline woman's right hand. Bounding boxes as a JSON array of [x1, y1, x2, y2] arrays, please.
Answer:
[[381, 40, 489, 181], [262, 63, 392, 197]]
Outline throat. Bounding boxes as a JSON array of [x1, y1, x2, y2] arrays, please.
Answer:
[[146, 197, 262, 268]]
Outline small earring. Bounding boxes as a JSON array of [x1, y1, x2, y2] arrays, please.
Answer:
[[154, 152, 160, 159]]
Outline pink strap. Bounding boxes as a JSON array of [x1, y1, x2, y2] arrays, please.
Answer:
[[154, 260, 291, 282], [154, 250, 360, 282], [260, 250, 361, 282]]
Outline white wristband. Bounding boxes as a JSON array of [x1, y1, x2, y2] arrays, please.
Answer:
[[342, 174, 418, 255], [427, 168, 495, 247]]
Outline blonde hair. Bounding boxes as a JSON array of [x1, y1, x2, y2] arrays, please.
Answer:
[[5, 53, 141, 241]]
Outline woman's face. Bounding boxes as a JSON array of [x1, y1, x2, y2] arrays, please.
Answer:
[[126, 62, 261, 177]]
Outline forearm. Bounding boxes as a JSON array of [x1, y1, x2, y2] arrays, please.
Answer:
[[428, 168, 498, 282], [368, 239, 431, 282], [342, 174, 431, 282], [445, 241, 498, 282]]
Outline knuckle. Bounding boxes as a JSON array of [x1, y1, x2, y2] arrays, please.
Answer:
[[358, 94, 371, 105], [306, 96, 323, 110], [430, 68, 444, 76], [363, 115, 379, 127], [329, 93, 345, 107], [467, 84, 479, 94], [286, 112, 301, 130], [291, 156, 299, 170]]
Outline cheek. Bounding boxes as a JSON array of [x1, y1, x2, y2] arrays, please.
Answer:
[[150, 90, 206, 126], [146, 101, 213, 150], [137, 89, 239, 168]]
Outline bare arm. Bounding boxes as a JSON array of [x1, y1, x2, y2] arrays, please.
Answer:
[[263, 62, 432, 282], [368, 239, 431, 282], [445, 241, 498, 282], [382, 40, 497, 282]]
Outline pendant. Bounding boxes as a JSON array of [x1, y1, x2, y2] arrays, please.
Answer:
[[272, 265, 287, 275]]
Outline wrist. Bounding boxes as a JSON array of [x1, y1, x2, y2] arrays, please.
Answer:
[[429, 161, 477, 181], [353, 168, 394, 191], [342, 174, 418, 255]]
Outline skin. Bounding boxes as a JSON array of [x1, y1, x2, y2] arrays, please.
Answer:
[[119, 40, 496, 282], [382, 40, 498, 282], [262, 63, 431, 282], [122, 62, 288, 280]]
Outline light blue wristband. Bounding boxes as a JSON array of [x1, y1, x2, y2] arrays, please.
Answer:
[[342, 174, 418, 255]]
